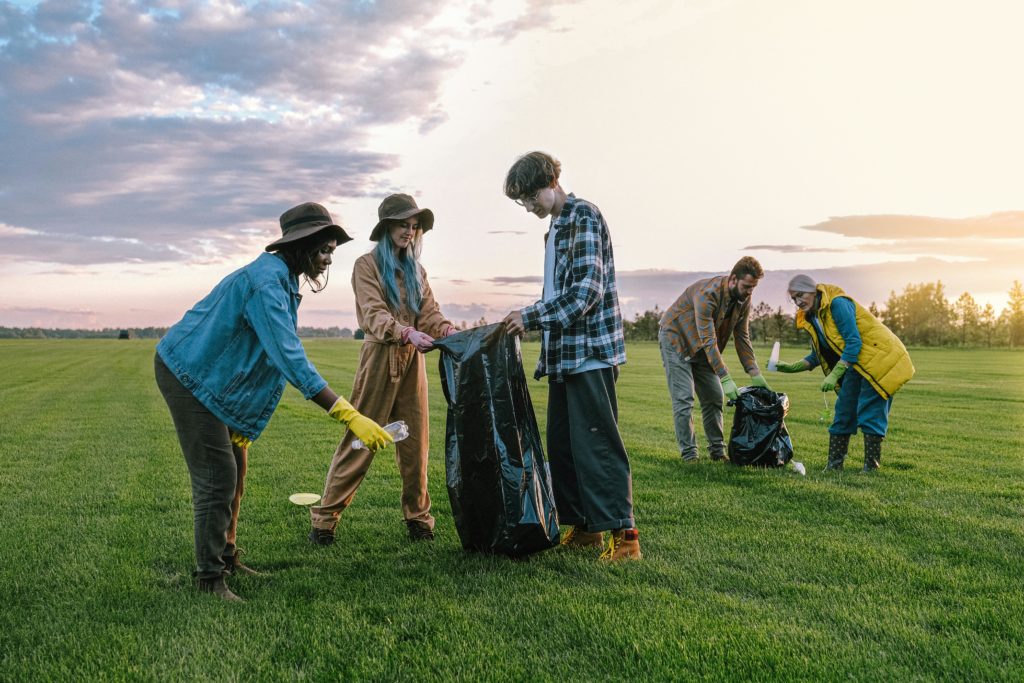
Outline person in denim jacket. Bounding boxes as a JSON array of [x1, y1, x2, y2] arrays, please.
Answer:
[[155, 202, 393, 601]]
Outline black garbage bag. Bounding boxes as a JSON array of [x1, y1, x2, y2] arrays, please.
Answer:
[[727, 387, 794, 467], [433, 323, 559, 557]]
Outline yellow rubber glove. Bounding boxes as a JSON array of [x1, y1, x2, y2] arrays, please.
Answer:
[[821, 363, 848, 392], [328, 397, 393, 451], [229, 430, 252, 450], [720, 374, 739, 401]]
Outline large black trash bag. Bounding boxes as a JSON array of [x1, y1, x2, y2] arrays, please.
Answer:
[[433, 323, 559, 557], [727, 386, 794, 467]]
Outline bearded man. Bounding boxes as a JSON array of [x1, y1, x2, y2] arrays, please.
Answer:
[[658, 256, 770, 462]]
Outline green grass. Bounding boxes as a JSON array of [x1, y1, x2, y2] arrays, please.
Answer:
[[0, 339, 1021, 681]]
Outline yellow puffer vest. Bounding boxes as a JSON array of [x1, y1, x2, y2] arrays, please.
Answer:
[[795, 284, 914, 399]]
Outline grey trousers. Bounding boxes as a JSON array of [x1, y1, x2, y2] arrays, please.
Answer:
[[155, 354, 245, 579], [546, 367, 635, 533], [658, 330, 725, 460]]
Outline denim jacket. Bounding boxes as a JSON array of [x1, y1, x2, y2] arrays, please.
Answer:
[[156, 252, 328, 440]]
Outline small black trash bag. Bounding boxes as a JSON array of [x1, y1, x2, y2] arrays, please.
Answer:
[[433, 323, 559, 557], [727, 386, 794, 467]]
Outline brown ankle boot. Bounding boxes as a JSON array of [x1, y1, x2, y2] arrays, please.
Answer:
[[223, 548, 267, 577], [196, 575, 243, 602], [599, 528, 642, 562], [559, 526, 604, 549]]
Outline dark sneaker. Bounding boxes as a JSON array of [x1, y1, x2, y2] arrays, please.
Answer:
[[196, 575, 243, 602], [308, 527, 335, 546], [406, 520, 435, 541]]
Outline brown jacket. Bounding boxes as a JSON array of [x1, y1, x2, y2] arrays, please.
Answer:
[[352, 252, 453, 381]]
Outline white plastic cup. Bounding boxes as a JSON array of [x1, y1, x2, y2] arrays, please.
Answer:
[[767, 341, 780, 372], [352, 420, 409, 450]]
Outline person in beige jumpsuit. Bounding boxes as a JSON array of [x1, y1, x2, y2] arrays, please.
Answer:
[[309, 194, 456, 543]]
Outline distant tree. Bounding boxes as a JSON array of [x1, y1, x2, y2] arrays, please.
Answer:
[[340, 327, 353, 338], [978, 304, 998, 348], [353, 329, 365, 340], [883, 281, 954, 346], [623, 307, 661, 341], [1006, 280, 1024, 347], [750, 301, 773, 343], [952, 292, 980, 346], [868, 302, 881, 318]]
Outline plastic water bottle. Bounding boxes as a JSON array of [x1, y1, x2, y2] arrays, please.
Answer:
[[767, 341, 780, 372], [352, 420, 409, 450]]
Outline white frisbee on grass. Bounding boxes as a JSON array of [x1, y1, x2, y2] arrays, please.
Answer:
[[288, 493, 321, 506]]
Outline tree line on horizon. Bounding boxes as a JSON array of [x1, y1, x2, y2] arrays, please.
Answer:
[[621, 280, 1024, 348], [3, 281, 1022, 347]]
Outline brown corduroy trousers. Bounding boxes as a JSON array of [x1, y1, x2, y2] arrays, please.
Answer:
[[310, 341, 433, 531]]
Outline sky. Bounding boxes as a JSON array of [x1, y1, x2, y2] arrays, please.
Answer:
[[1, 0, 1022, 331]]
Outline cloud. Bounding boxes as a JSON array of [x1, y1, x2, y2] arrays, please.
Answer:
[[801, 212, 1024, 239], [487, 230, 528, 235], [488, 275, 543, 285], [0, 0, 566, 266], [744, 244, 845, 253]]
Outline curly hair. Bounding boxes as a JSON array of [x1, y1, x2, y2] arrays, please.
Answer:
[[730, 256, 764, 281], [275, 232, 333, 293], [503, 151, 561, 200]]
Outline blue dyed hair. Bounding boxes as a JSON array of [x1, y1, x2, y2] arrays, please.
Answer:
[[374, 230, 422, 315]]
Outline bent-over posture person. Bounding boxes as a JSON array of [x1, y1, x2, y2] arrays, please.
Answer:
[[309, 193, 456, 545], [776, 274, 914, 471], [658, 257, 771, 462], [156, 203, 392, 602]]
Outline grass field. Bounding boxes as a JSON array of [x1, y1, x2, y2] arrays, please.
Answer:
[[0, 339, 1022, 681]]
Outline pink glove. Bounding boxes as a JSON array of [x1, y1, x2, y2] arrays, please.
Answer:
[[402, 327, 434, 352]]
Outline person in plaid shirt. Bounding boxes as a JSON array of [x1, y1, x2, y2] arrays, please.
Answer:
[[502, 151, 639, 562], [658, 257, 771, 462]]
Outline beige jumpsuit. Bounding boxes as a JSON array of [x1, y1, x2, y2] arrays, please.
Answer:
[[310, 252, 453, 531]]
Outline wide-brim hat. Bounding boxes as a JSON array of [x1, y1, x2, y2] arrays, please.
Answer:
[[369, 193, 434, 242], [265, 202, 353, 252]]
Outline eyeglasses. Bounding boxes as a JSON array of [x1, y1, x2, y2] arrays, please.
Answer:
[[514, 190, 541, 207]]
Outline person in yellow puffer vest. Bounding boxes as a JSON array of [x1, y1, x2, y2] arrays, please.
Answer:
[[774, 274, 915, 472]]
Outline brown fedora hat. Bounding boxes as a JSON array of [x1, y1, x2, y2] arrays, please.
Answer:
[[369, 193, 434, 242], [265, 202, 353, 252]]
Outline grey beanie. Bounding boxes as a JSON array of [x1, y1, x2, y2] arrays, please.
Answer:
[[788, 274, 818, 293]]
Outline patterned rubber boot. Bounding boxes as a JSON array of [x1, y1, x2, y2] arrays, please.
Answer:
[[863, 433, 884, 472], [823, 433, 851, 471]]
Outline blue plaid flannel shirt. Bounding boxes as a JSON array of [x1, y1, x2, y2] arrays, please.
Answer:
[[520, 194, 627, 382]]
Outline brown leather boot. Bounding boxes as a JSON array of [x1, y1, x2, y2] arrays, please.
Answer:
[[196, 575, 243, 602], [559, 526, 605, 549], [223, 548, 267, 577], [599, 528, 642, 562]]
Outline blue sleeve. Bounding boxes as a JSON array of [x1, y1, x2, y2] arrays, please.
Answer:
[[803, 349, 820, 369], [830, 297, 862, 363], [244, 283, 328, 399]]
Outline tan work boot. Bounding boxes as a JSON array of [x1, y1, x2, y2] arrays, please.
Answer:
[[223, 548, 268, 577], [560, 526, 605, 549], [196, 575, 244, 602], [599, 528, 642, 562]]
